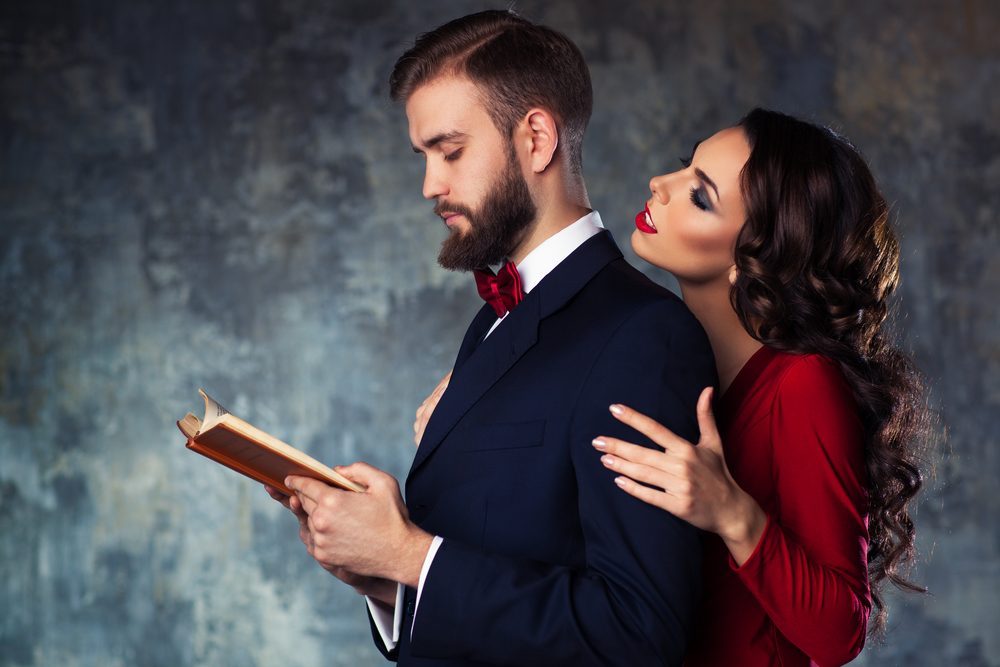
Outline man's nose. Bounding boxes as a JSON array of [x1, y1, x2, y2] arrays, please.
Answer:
[[422, 165, 448, 200]]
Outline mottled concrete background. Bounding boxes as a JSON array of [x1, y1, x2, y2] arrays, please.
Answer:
[[1, 0, 997, 665]]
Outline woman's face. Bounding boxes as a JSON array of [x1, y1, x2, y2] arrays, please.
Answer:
[[631, 126, 751, 285]]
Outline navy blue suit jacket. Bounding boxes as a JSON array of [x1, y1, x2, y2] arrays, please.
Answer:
[[373, 230, 717, 666]]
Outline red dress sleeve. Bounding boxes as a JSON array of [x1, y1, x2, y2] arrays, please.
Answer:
[[731, 356, 872, 667]]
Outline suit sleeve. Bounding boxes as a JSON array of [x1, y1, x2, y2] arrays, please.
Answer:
[[731, 357, 871, 666], [407, 300, 716, 666]]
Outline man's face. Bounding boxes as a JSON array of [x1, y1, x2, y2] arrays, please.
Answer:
[[405, 76, 536, 271]]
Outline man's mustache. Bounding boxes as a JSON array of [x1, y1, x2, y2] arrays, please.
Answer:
[[433, 200, 475, 220]]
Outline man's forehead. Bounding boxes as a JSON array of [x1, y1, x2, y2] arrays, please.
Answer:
[[405, 76, 491, 148]]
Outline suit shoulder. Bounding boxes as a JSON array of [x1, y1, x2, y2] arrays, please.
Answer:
[[586, 258, 675, 303], [586, 259, 700, 329], [558, 260, 712, 372]]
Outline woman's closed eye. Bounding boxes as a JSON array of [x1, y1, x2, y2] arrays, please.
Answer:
[[690, 186, 712, 212]]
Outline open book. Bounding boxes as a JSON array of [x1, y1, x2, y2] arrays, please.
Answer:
[[177, 389, 364, 495]]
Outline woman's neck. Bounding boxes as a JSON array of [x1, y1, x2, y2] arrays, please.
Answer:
[[679, 278, 763, 394]]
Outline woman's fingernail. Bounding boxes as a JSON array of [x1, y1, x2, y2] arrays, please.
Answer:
[[609, 404, 624, 416], [614, 476, 627, 488], [601, 455, 616, 467], [592, 438, 607, 450]]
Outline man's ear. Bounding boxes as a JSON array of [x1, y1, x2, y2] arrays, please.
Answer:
[[520, 108, 559, 174]]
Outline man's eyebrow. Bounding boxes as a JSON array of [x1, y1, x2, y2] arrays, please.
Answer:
[[695, 167, 720, 202], [412, 131, 467, 153]]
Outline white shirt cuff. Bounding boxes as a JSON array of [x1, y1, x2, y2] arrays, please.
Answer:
[[365, 583, 405, 650], [412, 535, 444, 638]]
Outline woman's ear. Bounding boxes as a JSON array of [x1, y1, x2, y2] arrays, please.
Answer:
[[521, 108, 559, 174], [728, 265, 738, 285]]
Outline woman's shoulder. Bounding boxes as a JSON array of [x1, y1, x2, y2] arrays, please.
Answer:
[[766, 350, 862, 437], [768, 350, 851, 397], [761, 351, 867, 484]]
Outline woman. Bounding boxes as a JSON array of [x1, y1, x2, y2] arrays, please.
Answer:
[[592, 107, 929, 666], [414, 108, 928, 665]]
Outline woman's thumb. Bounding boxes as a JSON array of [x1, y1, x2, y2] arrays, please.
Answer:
[[696, 387, 722, 450]]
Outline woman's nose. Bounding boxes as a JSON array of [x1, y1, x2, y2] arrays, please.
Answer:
[[649, 174, 671, 204]]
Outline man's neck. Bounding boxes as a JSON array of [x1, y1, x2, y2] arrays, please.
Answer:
[[509, 195, 592, 265]]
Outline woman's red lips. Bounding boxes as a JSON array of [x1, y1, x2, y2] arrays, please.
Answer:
[[635, 206, 658, 234]]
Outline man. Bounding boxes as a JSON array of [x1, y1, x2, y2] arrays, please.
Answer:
[[267, 10, 716, 665]]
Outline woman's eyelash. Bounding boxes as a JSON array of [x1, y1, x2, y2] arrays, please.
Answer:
[[679, 156, 692, 168], [689, 186, 710, 211]]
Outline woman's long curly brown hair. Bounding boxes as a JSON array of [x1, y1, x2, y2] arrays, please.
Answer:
[[733, 108, 931, 636]]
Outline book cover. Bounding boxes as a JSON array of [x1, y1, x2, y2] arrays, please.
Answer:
[[177, 389, 364, 495]]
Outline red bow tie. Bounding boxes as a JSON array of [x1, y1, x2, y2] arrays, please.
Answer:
[[474, 261, 525, 317]]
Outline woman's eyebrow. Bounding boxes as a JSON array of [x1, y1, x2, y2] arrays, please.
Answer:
[[695, 167, 720, 202]]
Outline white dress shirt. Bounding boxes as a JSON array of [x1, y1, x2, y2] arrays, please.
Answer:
[[367, 210, 605, 650]]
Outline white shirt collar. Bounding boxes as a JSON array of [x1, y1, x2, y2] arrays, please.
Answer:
[[515, 210, 605, 293], [482, 211, 605, 338]]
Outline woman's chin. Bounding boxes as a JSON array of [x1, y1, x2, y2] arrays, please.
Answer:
[[630, 229, 671, 272]]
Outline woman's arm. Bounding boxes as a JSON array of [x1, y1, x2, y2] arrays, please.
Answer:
[[594, 356, 870, 666], [731, 357, 870, 666]]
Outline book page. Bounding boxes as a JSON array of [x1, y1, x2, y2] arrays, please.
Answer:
[[198, 389, 231, 434], [177, 413, 201, 439], [203, 415, 365, 492]]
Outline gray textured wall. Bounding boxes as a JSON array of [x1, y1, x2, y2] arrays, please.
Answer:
[[1, 0, 997, 665]]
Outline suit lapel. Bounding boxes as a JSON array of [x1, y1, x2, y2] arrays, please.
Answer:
[[411, 293, 540, 472], [409, 230, 624, 476], [453, 303, 496, 371]]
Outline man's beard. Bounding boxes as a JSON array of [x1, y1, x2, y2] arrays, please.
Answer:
[[436, 151, 537, 272]]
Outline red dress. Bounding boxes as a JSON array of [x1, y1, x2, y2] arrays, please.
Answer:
[[684, 346, 871, 667]]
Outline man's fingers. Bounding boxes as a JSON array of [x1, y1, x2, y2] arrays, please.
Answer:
[[265, 485, 292, 508], [299, 521, 312, 548], [288, 493, 310, 520], [608, 404, 690, 451], [267, 485, 313, 520], [285, 475, 336, 503], [295, 491, 318, 515], [334, 461, 391, 491]]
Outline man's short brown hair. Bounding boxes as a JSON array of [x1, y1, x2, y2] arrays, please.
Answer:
[[390, 10, 593, 175]]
